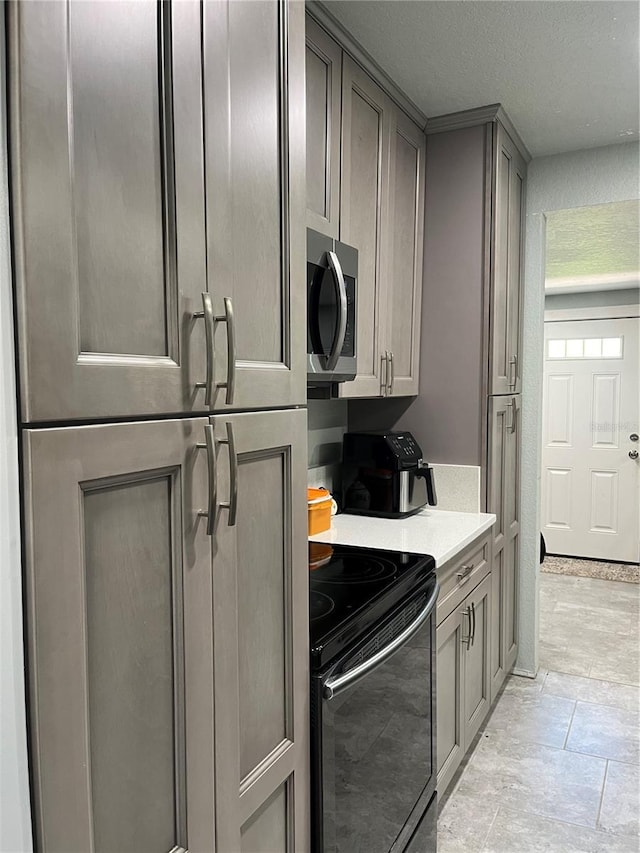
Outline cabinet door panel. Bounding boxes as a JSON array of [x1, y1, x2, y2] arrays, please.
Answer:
[[339, 57, 390, 398], [508, 163, 525, 394], [489, 123, 526, 395], [211, 409, 308, 852], [504, 395, 521, 671], [203, 0, 306, 410], [386, 111, 425, 396], [10, 1, 207, 422], [305, 16, 342, 238], [463, 574, 491, 747], [490, 547, 505, 701], [490, 133, 511, 395], [436, 608, 464, 797], [23, 419, 214, 853]]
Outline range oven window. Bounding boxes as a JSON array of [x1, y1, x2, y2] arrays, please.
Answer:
[[307, 261, 356, 359], [312, 585, 436, 853]]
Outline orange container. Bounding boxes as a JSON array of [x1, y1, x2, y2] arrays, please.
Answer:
[[308, 488, 332, 536]]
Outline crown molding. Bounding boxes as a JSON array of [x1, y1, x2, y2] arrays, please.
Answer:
[[306, 1, 428, 130], [427, 103, 531, 162]]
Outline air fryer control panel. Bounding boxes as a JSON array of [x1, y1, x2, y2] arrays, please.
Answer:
[[387, 433, 421, 461]]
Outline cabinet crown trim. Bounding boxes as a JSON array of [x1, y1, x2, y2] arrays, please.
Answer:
[[426, 104, 531, 163], [306, 1, 427, 129]]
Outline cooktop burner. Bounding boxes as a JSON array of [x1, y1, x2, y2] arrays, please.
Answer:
[[309, 543, 435, 669], [310, 591, 335, 621], [314, 554, 397, 584]]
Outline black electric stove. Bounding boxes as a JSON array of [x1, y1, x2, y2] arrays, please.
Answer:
[[309, 542, 436, 669], [309, 541, 439, 853]]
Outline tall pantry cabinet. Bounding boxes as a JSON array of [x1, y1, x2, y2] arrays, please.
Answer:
[[415, 105, 529, 717], [10, 1, 309, 851]]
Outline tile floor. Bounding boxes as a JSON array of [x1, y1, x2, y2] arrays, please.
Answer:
[[438, 572, 640, 852]]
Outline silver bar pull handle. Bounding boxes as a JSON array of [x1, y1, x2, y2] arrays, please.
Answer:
[[456, 564, 474, 585], [470, 600, 476, 647], [509, 354, 518, 389], [388, 350, 394, 395], [216, 297, 236, 406], [510, 398, 517, 434], [381, 351, 388, 396], [325, 250, 348, 372], [461, 605, 472, 650], [218, 422, 238, 526], [197, 424, 217, 536], [194, 292, 215, 406], [323, 582, 440, 700]]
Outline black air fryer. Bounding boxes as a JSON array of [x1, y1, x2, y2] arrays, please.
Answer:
[[342, 431, 437, 518]]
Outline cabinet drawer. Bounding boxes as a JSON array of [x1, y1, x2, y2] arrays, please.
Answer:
[[436, 535, 490, 626]]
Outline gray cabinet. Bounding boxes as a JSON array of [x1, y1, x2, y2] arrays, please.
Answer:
[[384, 109, 426, 397], [304, 14, 426, 399], [305, 16, 342, 239], [489, 124, 527, 396], [23, 418, 216, 852], [436, 535, 492, 797], [202, 0, 306, 413], [488, 394, 521, 701], [23, 409, 309, 852], [209, 409, 309, 851], [338, 54, 391, 398], [10, 0, 305, 423]]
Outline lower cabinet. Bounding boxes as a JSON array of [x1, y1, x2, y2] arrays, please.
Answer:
[[488, 394, 521, 701], [23, 410, 309, 852], [436, 540, 492, 797]]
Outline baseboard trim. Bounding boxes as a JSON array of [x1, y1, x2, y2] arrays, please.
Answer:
[[512, 667, 537, 679]]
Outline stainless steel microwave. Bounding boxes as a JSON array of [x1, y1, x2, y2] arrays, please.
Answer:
[[307, 228, 357, 386]]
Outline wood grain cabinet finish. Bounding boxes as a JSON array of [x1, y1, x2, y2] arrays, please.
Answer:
[[383, 109, 426, 397], [304, 15, 426, 399], [10, 0, 305, 423], [208, 408, 309, 853], [488, 394, 521, 701], [436, 568, 492, 798], [489, 123, 526, 396], [202, 0, 306, 414], [23, 418, 216, 852], [337, 58, 426, 399], [305, 16, 342, 239], [337, 54, 391, 398], [23, 409, 309, 853]]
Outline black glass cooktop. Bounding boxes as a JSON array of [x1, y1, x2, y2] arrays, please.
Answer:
[[309, 542, 435, 669]]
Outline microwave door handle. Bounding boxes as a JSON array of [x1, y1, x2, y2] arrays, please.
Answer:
[[323, 582, 440, 701], [325, 250, 348, 371], [418, 465, 438, 507]]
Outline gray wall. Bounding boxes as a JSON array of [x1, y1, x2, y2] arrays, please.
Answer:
[[392, 124, 487, 466], [519, 140, 640, 677], [307, 399, 348, 493], [0, 14, 34, 850], [545, 286, 640, 312]]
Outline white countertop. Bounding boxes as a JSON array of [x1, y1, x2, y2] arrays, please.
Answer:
[[309, 509, 496, 568]]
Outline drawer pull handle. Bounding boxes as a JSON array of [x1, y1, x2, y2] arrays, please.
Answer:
[[456, 564, 474, 584]]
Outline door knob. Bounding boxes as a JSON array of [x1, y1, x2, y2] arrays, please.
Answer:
[[630, 450, 639, 460], [630, 433, 639, 442]]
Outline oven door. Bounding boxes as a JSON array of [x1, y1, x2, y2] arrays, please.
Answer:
[[311, 578, 438, 853], [307, 229, 357, 384]]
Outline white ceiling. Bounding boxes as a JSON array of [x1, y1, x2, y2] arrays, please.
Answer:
[[322, 0, 640, 157]]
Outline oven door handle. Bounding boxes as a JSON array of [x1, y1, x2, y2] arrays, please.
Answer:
[[322, 581, 440, 701], [325, 250, 348, 371]]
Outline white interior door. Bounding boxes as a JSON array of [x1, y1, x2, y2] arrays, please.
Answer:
[[542, 317, 640, 563]]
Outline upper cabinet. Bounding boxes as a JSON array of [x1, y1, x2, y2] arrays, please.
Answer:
[[305, 16, 342, 240], [489, 123, 527, 396], [305, 14, 426, 398], [10, 0, 305, 423], [384, 110, 426, 397], [339, 56, 391, 398]]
